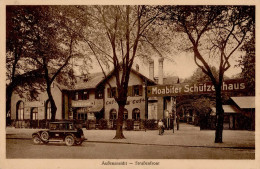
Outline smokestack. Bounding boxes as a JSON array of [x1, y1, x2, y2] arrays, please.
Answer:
[[136, 64, 139, 72], [158, 58, 164, 84], [149, 60, 154, 80]]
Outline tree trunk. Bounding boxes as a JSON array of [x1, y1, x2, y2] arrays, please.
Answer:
[[46, 85, 57, 121], [114, 102, 126, 139], [6, 85, 13, 115], [214, 85, 224, 143], [6, 85, 13, 126]]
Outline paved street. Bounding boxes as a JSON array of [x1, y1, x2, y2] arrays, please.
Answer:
[[6, 123, 255, 159], [6, 139, 254, 159]]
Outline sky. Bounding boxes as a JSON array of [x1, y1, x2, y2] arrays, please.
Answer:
[[139, 54, 242, 80], [84, 51, 242, 80]]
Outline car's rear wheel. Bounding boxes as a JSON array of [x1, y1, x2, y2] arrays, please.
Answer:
[[32, 135, 41, 144], [65, 135, 75, 146], [41, 131, 49, 141]]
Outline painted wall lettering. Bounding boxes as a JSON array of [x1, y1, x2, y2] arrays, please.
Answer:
[[147, 79, 246, 97]]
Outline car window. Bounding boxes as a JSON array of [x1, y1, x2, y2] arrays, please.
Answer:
[[49, 123, 74, 130], [59, 123, 65, 130], [50, 123, 58, 130], [69, 124, 74, 130]]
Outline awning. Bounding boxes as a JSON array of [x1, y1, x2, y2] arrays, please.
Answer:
[[72, 99, 104, 113], [211, 105, 241, 115], [148, 97, 158, 101], [89, 106, 103, 112], [231, 96, 255, 109], [76, 106, 103, 113]]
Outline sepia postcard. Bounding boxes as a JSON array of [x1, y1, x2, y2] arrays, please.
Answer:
[[0, 0, 259, 169]]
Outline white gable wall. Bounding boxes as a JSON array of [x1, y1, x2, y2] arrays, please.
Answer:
[[11, 83, 62, 120], [104, 71, 146, 120]]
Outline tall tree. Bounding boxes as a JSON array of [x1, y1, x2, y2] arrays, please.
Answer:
[[75, 6, 166, 139], [162, 6, 254, 143], [6, 6, 46, 121], [7, 6, 83, 121], [185, 66, 218, 83], [237, 31, 255, 96], [25, 6, 84, 121]]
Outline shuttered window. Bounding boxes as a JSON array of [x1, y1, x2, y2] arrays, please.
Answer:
[[107, 87, 117, 98], [127, 86, 132, 96], [132, 85, 142, 96]]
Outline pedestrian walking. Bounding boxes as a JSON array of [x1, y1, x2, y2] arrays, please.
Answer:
[[158, 119, 164, 135]]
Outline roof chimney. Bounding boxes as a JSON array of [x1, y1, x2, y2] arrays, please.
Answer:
[[149, 60, 154, 80], [158, 58, 164, 84], [136, 64, 139, 72]]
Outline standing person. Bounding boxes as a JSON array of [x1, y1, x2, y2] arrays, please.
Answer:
[[177, 114, 180, 130], [158, 119, 164, 135]]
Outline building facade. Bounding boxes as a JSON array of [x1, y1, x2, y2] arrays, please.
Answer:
[[10, 59, 170, 129], [10, 58, 253, 130], [11, 82, 63, 128]]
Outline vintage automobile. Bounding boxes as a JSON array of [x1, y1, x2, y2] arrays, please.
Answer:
[[32, 121, 85, 146]]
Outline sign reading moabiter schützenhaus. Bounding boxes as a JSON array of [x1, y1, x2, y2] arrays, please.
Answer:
[[147, 79, 246, 97]]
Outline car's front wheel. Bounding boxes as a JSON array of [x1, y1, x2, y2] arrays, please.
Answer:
[[65, 135, 75, 146], [32, 135, 41, 144], [41, 131, 49, 141]]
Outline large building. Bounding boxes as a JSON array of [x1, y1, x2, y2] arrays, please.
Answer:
[[10, 58, 178, 129], [10, 58, 254, 130]]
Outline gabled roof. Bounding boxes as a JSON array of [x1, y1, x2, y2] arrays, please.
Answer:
[[62, 72, 105, 91], [61, 67, 156, 91], [231, 96, 255, 109], [131, 69, 157, 85], [96, 68, 156, 87]]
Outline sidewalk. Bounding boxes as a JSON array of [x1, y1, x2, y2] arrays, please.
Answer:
[[6, 123, 255, 149]]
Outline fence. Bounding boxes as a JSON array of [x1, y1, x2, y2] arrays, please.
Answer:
[[11, 119, 162, 130]]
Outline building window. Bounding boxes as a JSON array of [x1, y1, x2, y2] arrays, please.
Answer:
[[75, 92, 79, 100], [109, 109, 117, 120], [132, 108, 140, 120], [96, 89, 104, 99], [77, 113, 88, 120], [132, 85, 142, 96], [31, 107, 38, 120], [76, 108, 88, 120], [82, 91, 89, 100], [46, 100, 51, 120], [108, 87, 117, 98], [16, 101, 24, 120], [74, 91, 89, 100], [123, 109, 128, 120]]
